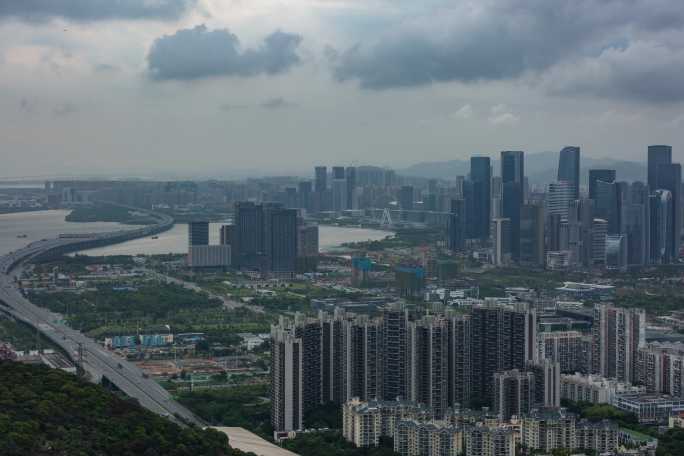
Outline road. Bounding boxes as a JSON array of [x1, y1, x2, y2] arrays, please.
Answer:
[[0, 209, 203, 426]]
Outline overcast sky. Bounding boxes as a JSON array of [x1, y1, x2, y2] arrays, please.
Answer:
[[2, 0, 684, 179]]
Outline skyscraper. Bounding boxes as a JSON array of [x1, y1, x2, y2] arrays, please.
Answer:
[[588, 169, 616, 200], [382, 304, 409, 401], [622, 182, 650, 266], [399, 185, 414, 211], [558, 146, 580, 200], [594, 180, 620, 234], [656, 162, 681, 261], [315, 166, 328, 193], [470, 156, 492, 240], [648, 145, 672, 191], [332, 166, 347, 212], [493, 369, 535, 420], [650, 190, 673, 264], [271, 324, 303, 432], [491, 218, 512, 266], [448, 199, 467, 252], [520, 204, 545, 267], [547, 181, 574, 220], [188, 221, 209, 246], [298, 180, 312, 211], [266, 207, 299, 275], [346, 166, 357, 210], [501, 151, 524, 261], [234, 202, 265, 269]]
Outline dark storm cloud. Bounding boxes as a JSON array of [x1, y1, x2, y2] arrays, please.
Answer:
[[0, 0, 195, 21], [147, 25, 303, 81], [332, 0, 684, 97]]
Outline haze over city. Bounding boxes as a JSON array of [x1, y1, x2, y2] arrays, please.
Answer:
[[3, 0, 684, 178]]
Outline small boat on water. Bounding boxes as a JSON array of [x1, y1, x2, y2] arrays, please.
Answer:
[[16, 234, 27, 238], [151, 236, 159, 239]]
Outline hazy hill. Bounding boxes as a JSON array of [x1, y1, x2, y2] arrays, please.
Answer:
[[400, 151, 646, 185]]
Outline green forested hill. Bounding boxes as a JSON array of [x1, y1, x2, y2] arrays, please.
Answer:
[[0, 361, 250, 456]]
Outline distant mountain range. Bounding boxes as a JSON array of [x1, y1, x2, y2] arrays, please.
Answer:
[[399, 151, 646, 186]]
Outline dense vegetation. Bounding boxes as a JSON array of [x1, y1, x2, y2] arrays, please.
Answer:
[[0, 315, 57, 352], [177, 384, 273, 439], [0, 361, 250, 456], [283, 433, 399, 456]]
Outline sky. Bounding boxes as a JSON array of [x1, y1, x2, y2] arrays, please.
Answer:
[[2, 0, 684, 179]]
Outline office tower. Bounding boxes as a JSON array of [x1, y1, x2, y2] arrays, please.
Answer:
[[501, 151, 524, 261], [547, 213, 563, 252], [528, 360, 561, 408], [520, 204, 545, 267], [298, 180, 312, 211], [464, 426, 515, 456], [315, 166, 328, 193], [588, 169, 616, 200], [491, 176, 503, 218], [558, 146, 580, 199], [234, 202, 264, 268], [271, 324, 303, 432], [332, 166, 347, 212], [539, 331, 591, 374], [648, 145, 672, 190], [491, 218, 512, 266], [408, 316, 450, 418], [384, 169, 397, 188], [265, 206, 298, 275], [447, 199, 467, 252], [448, 315, 472, 408], [605, 235, 627, 270], [547, 181, 574, 220], [188, 221, 209, 246], [594, 180, 620, 233], [567, 198, 594, 267], [591, 219, 608, 266], [382, 304, 409, 401], [656, 162, 681, 261], [399, 185, 414, 211], [592, 304, 645, 383], [219, 224, 234, 246], [348, 316, 382, 401], [493, 369, 535, 420], [622, 182, 650, 266], [470, 157, 492, 240], [471, 304, 537, 402], [346, 166, 357, 210], [650, 190, 673, 264]]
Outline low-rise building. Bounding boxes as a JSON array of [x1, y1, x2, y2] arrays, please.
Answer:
[[560, 373, 642, 405], [521, 408, 577, 452], [394, 420, 463, 456], [613, 394, 684, 424]]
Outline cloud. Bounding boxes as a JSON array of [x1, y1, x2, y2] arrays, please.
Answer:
[[53, 102, 78, 117], [543, 41, 684, 103], [219, 103, 249, 112], [0, 0, 196, 21], [260, 97, 298, 109], [331, 0, 684, 95], [450, 104, 473, 120], [488, 104, 519, 125], [147, 25, 303, 81]]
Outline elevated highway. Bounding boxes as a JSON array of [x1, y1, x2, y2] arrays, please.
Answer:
[[0, 205, 203, 426]]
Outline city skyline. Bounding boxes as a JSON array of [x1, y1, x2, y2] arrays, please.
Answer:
[[3, 1, 684, 178]]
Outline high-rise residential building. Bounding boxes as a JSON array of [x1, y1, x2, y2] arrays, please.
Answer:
[[348, 316, 383, 402], [605, 234, 627, 270], [332, 166, 347, 212], [470, 157, 492, 240], [592, 304, 645, 383], [408, 316, 450, 418], [464, 426, 515, 456], [399, 185, 414, 211], [656, 162, 681, 261], [448, 315, 472, 408], [519, 204, 545, 267], [188, 221, 209, 246], [547, 181, 574, 220], [471, 304, 537, 402], [650, 189, 673, 264], [558, 146, 580, 200], [648, 145, 672, 191], [491, 217, 512, 266], [539, 331, 591, 374], [271, 323, 303, 432], [346, 166, 357, 210], [501, 151, 524, 261], [321, 311, 348, 404], [588, 169, 616, 200], [447, 199, 467, 252], [637, 343, 684, 398], [528, 359, 561, 409], [493, 369, 535, 420], [382, 304, 409, 401]]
